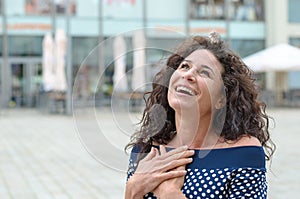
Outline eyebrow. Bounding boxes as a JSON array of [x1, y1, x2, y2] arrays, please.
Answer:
[[183, 59, 216, 75]]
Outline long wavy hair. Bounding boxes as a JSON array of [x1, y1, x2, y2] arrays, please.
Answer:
[[126, 32, 275, 161]]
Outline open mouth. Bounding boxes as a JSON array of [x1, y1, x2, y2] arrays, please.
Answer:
[[175, 86, 196, 96]]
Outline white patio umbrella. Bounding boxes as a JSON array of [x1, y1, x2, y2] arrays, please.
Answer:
[[42, 32, 55, 92], [113, 35, 128, 92], [53, 29, 67, 92], [131, 30, 146, 92], [243, 43, 300, 106], [243, 43, 300, 72]]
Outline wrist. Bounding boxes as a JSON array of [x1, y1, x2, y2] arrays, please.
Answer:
[[159, 188, 184, 199], [125, 178, 144, 199]]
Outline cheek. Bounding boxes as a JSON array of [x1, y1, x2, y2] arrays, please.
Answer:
[[167, 89, 178, 111], [168, 72, 179, 93], [198, 79, 211, 97], [204, 79, 224, 105], [198, 79, 218, 104], [167, 75, 175, 101], [167, 73, 181, 109], [199, 84, 211, 107]]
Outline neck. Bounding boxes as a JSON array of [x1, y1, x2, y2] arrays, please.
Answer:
[[167, 110, 221, 149]]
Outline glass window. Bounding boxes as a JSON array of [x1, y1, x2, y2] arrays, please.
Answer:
[[103, 0, 143, 19], [145, 37, 185, 82], [8, 36, 43, 56], [231, 39, 266, 91], [146, 37, 184, 63], [232, 0, 264, 21], [231, 39, 266, 93], [0, 36, 2, 99], [289, 37, 300, 48], [72, 37, 105, 97], [72, 37, 98, 66], [0, 37, 2, 56], [0, 0, 2, 15], [288, 0, 300, 23], [288, 37, 300, 90], [231, 39, 265, 58], [25, 0, 76, 15], [190, 0, 225, 20], [189, 0, 264, 21]]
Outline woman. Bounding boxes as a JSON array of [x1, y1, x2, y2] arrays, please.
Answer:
[[125, 32, 275, 199]]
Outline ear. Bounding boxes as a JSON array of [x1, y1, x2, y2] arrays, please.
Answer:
[[215, 95, 226, 110]]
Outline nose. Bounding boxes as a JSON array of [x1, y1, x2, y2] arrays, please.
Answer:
[[182, 69, 196, 82]]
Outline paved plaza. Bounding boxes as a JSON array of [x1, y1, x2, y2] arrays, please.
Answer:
[[0, 106, 299, 199]]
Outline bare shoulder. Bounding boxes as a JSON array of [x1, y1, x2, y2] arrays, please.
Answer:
[[232, 135, 262, 147]]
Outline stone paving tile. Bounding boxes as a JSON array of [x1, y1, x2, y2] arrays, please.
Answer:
[[0, 109, 127, 199], [0, 172, 12, 199], [266, 108, 300, 199], [0, 107, 299, 199]]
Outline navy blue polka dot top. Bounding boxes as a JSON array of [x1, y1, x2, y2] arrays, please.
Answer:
[[127, 145, 267, 199]]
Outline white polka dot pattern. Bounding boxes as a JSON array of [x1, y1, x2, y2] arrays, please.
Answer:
[[127, 161, 267, 199], [126, 159, 137, 181], [126, 146, 267, 199]]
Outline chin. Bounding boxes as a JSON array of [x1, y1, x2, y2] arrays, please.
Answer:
[[170, 99, 199, 113]]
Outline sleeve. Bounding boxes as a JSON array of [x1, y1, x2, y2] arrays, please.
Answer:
[[228, 168, 267, 199], [126, 145, 140, 181], [126, 157, 138, 181]]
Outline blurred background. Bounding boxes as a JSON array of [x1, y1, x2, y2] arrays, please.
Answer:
[[0, 0, 300, 199], [0, 0, 300, 113]]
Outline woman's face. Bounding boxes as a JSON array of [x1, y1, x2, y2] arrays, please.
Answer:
[[167, 49, 225, 115]]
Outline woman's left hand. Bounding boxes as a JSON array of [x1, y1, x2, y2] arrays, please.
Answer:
[[153, 146, 189, 199]]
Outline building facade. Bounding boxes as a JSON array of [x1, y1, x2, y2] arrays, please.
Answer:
[[0, 0, 299, 109], [261, 0, 300, 106]]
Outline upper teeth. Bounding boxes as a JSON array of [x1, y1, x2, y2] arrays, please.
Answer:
[[176, 86, 195, 96]]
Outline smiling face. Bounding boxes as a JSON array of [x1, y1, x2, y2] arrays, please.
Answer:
[[167, 49, 225, 115]]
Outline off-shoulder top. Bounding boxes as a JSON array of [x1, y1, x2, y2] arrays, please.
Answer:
[[127, 145, 267, 199]]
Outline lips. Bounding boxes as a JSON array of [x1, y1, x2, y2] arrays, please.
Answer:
[[175, 86, 196, 96]]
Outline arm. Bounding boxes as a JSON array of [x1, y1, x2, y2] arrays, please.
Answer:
[[158, 188, 186, 199], [153, 175, 188, 199], [125, 146, 194, 199]]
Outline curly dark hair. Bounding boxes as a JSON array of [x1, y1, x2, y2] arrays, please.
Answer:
[[126, 32, 275, 161]]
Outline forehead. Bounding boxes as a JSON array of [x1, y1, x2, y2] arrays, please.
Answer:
[[184, 49, 224, 73]]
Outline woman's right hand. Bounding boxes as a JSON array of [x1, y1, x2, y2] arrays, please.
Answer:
[[125, 145, 194, 199]]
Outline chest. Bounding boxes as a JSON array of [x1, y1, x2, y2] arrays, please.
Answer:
[[182, 168, 232, 198]]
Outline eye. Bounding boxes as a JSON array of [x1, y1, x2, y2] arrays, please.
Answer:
[[199, 70, 211, 77], [178, 63, 190, 70]]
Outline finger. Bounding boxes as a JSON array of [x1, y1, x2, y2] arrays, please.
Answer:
[[162, 149, 194, 163], [156, 169, 187, 182], [173, 165, 186, 171], [154, 147, 160, 158], [163, 158, 193, 172], [143, 147, 156, 161], [162, 145, 188, 157], [177, 149, 195, 159], [159, 145, 167, 155]]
